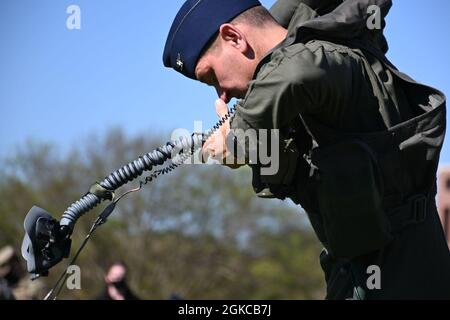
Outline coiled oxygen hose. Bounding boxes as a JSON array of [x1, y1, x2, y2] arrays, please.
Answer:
[[21, 104, 237, 289], [60, 105, 236, 230]]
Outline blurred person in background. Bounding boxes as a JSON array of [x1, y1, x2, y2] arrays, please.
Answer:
[[96, 261, 139, 300], [0, 245, 44, 300]]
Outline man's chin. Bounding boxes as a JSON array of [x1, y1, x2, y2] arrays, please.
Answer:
[[226, 88, 248, 102], [234, 90, 247, 100]]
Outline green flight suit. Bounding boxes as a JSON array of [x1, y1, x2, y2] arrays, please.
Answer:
[[230, 0, 450, 299]]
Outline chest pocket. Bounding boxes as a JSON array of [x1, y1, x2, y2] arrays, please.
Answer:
[[252, 128, 301, 199]]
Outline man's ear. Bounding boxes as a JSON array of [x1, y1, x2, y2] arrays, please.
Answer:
[[218, 23, 248, 53]]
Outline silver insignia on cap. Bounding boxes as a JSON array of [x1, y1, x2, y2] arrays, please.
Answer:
[[176, 53, 184, 71]]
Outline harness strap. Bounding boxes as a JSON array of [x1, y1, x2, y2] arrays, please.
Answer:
[[387, 194, 430, 233]]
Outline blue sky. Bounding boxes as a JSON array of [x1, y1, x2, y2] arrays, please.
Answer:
[[1, 0, 450, 163]]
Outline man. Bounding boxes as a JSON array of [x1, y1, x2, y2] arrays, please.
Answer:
[[0, 245, 15, 300], [96, 261, 140, 300], [163, 0, 450, 299], [0, 245, 44, 300]]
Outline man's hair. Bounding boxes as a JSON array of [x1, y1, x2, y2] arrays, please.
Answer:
[[207, 6, 277, 52], [231, 5, 277, 27]]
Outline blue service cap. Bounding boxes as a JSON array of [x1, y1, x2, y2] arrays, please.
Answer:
[[163, 0, 262, 80]]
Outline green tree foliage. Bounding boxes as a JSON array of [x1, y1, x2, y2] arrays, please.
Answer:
[[0, 128, 325, 299]]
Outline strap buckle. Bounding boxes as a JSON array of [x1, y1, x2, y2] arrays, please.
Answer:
[[411, 195, 427, 224], [388, 194, 428, 233]]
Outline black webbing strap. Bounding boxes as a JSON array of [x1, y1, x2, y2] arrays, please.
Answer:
[[387, 194, 429, 233]]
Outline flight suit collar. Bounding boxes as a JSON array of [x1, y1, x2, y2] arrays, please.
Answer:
[[252, 2, 318, 79], [253, 0, 393, 79]]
